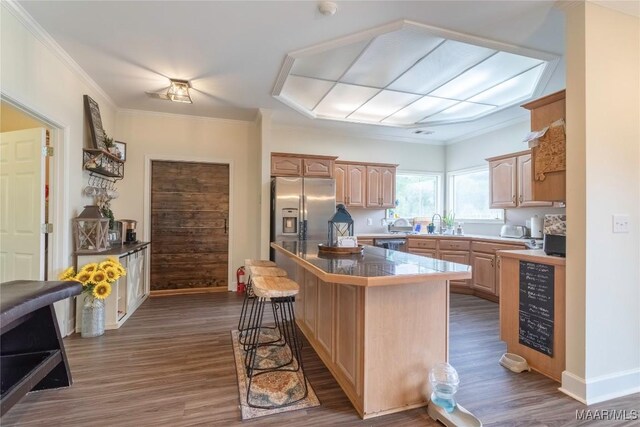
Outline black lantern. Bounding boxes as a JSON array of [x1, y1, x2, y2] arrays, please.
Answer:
[[328, 204, 354, 246]]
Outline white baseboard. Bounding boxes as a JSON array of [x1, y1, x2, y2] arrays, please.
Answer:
[[561, 368, 640, 404]]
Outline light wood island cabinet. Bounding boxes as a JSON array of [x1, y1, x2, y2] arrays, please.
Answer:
[[272, 241, 470, 419]]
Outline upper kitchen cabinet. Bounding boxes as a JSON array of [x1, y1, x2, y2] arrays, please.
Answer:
[[366, 165, 396, 209], [521, 90, 566, 202], [335, 162, 366, 207], [488, 156, 517, 208], [488, 150, 553, 209], [271, 153, 337, 178]]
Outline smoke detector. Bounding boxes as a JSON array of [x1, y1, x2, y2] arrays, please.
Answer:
[[318, 1, 338, 16]]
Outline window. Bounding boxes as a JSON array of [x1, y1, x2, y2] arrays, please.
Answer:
[[394, 172, 443, 218], [448, 167, 504, 222]]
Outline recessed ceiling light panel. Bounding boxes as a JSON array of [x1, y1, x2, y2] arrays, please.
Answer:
[[273, 20, 558, 128]]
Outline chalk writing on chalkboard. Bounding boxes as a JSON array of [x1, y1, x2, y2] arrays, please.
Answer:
[[519, 261, 554, 356], [84, 95, 106, 150]]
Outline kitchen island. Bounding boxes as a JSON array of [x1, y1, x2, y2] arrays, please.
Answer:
[[271, 241, 471, 419]]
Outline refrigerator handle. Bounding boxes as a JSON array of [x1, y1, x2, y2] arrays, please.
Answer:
[[303, 220, 308, 240], [302, 194, 307, 240], [299, 193, 304, 240]]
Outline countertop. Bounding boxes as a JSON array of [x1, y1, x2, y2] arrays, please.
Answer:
[[497, 249, 566, 266], [76, 241, 150, 257], [271, 240, 471, 286], [357, 232, 535, 245]]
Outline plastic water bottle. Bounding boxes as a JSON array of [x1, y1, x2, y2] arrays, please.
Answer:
[[429, 363, 460, 413]]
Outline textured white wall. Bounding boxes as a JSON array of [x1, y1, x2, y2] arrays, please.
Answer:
[[564, 1, 640, 403], [114, 110, 260, 288], [1, 4, 117, 335]]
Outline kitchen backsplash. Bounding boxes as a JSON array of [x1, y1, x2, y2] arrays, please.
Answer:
[[348, 206, 566, 237], [350, 208, 388, 234]]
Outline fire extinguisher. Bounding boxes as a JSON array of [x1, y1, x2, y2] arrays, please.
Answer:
[[236, 266, 246, 294]]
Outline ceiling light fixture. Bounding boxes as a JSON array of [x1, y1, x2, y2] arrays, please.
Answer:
[[167, 79, 192, 104], [318, 1, 338, 16]]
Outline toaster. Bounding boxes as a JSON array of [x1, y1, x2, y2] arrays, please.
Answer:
[[499, 225, 528, 239]]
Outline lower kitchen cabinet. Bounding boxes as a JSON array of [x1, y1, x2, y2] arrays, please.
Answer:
[[440, 250, 471, 293], [406, 236, 526, 302], [75, 243, 150, 332], [471, 252, 496, 295]]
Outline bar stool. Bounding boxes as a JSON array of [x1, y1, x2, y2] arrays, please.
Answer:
[[244, 276, 308, 409], [238, 259, 279, 334], [239, 265, 288, 349]]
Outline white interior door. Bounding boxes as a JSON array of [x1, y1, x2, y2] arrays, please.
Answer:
[[0, 128, 46, 282]]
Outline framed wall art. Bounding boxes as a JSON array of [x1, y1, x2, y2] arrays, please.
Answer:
[[84, 94, 106, 151], [112, 141, 127, 161]]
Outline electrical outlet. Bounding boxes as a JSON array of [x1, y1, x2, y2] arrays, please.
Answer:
[[367, 218, 373, 226], [613, 214, 630, 233]]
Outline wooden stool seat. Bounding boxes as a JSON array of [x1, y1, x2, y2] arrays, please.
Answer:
[[245, 259, 277, 267], [247, 266, 287, 277], [251, 276, 299, 298]]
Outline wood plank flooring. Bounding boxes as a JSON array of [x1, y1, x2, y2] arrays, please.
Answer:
[[3, 293, 638, 426]]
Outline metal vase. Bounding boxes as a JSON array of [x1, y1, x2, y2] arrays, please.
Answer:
[[81, 297, 105, 338]]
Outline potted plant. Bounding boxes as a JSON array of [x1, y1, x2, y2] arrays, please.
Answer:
[[443, 212, 456, 234], [59, 257, 126, 337]]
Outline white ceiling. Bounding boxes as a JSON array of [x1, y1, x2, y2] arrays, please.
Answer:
[[18, 0, 568, 144]]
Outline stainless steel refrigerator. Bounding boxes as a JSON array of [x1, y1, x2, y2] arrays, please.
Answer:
[[270, 177, 336, 263]]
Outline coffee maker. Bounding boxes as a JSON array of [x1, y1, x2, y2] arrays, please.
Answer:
[[118, 219, 138, 244]]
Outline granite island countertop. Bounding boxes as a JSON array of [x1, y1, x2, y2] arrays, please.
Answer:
[[271, 240, 471, 287]]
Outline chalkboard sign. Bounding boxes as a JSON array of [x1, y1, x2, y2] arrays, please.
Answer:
[[84, 95, 106, 150], [519, 261, 554, 356]]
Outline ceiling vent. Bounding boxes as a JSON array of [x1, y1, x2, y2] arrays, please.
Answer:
[[413, 129, 435, 135], [273, 20, 559, 128]]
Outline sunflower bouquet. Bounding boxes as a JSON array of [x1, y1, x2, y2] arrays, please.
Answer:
[[59, 257, 126, 305]]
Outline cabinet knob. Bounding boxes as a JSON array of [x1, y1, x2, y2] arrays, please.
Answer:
[[519, 195, 523, 204], [491, 258, 494, 268], [512, 195, 516, 203]]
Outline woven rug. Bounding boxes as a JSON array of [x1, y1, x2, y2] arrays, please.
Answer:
[[231, 329, 320, 420]]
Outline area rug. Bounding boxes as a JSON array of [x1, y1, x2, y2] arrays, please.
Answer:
[[231, 329, 320, 420]]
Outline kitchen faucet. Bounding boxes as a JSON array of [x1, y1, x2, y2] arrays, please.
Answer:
[[431, 214, 443, 234]]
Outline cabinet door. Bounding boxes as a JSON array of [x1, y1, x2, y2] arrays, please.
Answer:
[[271, 155, 302, 176], [303, 272, 318, 333], [489, 158, 517, 208], [472, 252, 496, 294], [316, 281, 334, 358], [334, 163, 347, 205], [335, 284, 362, 396], [408, 249, 437, 259], [304, 158, 333, 177], [366, 167, 381, 207], [440, 250, 470, 288], [347, 164, 366, 207], [380, 167, 396, 208], [517, 154, 553, 207]]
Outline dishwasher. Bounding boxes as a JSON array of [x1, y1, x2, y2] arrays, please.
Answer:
[[373, 238, 407, 252]]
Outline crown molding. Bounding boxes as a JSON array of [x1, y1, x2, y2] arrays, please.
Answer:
[[2, 0, 117, 109], [117, 108, 256, 126], [270, 122, 446, 146], [446, 115, 529, 145]]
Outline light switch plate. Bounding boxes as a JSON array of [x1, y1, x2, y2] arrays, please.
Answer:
[[367, 218, 373, 226], [613, 214, 630, 233]]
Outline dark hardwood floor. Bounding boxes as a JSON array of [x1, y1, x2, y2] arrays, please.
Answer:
[[3, 293, 638, 426]]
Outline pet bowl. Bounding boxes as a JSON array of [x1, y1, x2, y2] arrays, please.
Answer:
[[499, 353, 531, 373]]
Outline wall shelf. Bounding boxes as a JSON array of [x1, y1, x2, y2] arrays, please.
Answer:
[[83, 148, 124, 179]]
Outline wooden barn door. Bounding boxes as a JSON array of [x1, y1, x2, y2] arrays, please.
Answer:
[[150, 161, 229, 293]]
